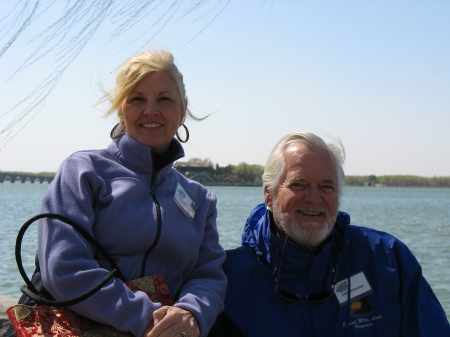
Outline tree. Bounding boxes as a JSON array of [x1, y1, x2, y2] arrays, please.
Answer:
[[232, 162, 264, 185], [213, 164, 236, 183], [0, 0, 231, 150], [345, 175, 369, 186], [189, 157, 213, 167]]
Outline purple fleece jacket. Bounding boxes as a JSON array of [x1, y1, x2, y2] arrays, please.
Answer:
[[38, 132, 227, 337]]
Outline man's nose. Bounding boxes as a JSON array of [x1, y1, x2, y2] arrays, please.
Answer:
[[304, 186, 322, 203]]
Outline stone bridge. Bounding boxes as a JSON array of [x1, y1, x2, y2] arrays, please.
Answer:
[[0, 172, 54, 183]]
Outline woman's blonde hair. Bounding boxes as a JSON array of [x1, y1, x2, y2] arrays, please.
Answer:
[[103, 49, 201, 121]]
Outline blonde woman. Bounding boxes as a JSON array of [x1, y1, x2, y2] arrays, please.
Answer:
[[32, 50, 226, 337]]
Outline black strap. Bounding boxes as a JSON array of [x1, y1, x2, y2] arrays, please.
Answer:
[[16, 213, 126, 307]]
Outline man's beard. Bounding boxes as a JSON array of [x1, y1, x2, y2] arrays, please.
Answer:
[[272, 205, 337, 248]]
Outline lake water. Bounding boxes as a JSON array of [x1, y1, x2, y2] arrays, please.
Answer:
[[0, 183, 448, 319]]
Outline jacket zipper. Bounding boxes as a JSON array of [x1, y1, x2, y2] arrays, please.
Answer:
[[310, 254, 317, 337], [139, 173, 162, 278]]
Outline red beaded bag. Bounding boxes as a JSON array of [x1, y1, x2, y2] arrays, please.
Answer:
[[6, 214, 173, 337]]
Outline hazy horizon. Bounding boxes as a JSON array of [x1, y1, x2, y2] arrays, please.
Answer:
[[1, 1, 449, 177]]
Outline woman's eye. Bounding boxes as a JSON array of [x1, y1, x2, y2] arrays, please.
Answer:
[[129, 97, 144, 103], [158, 96, 172, 102]]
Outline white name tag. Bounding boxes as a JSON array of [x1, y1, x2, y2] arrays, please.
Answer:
[[174, 183, 197, 221], [334, 271, 373, 305]]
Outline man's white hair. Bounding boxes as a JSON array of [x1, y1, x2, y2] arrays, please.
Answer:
[[263, 132, 345, 201]]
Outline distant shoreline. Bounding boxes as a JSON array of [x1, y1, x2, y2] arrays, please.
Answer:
[[1, 171, 450, 188]]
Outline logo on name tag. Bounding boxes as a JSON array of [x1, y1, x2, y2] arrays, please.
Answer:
[[174, 183, 198, 220], [334, 271, 373, 306]]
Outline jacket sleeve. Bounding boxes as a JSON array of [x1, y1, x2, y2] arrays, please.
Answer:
[[172, 188, 227, 337], [38, 155, 158, 337], [393, 241, 450, 336]]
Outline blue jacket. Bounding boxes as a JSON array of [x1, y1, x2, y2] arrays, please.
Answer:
[[38, 133, 227, 337], [210, 203, 449, 336]]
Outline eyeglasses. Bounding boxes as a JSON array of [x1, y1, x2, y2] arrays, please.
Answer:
[[273, 235, 338, 302]]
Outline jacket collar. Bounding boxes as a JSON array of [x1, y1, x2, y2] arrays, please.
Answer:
[[107, 132, 185, 175], [242, 203, 350, 271]]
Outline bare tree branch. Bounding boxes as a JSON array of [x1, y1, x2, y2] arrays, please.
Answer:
[[0, 0, 231, 150]]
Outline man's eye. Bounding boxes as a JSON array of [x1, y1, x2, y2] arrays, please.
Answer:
[[290, 183, 306, 189]]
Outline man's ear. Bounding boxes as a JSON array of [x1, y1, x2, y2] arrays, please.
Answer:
[[264, 185, 273, 207]]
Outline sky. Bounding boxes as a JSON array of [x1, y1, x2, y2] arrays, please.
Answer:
[[1, 0, 449, 177]]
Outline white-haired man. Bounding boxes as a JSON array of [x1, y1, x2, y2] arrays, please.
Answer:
[[209, 132, 449, 336]]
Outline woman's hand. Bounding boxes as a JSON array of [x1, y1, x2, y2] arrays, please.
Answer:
[[144, 306, 200, 337]]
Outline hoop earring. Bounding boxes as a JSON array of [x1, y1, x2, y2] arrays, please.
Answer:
[[176, 124, 190, 143], [110, 123, 125, 139]]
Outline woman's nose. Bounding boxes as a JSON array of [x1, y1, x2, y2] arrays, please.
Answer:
[[143, 100, 160, 115]]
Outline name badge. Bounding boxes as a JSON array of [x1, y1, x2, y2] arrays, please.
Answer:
[[334, 271, 373, 305], [174, 183, 197, 221]]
